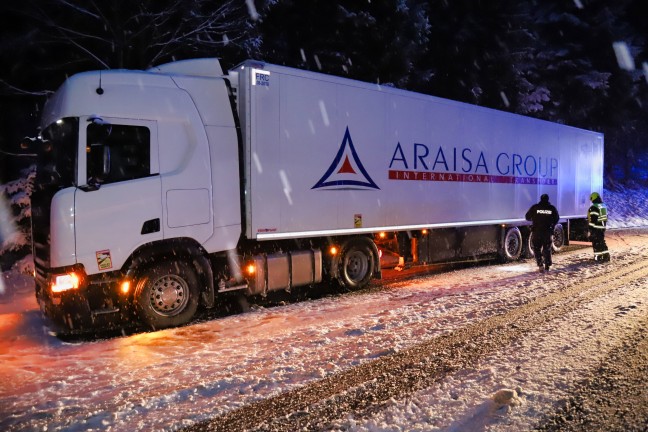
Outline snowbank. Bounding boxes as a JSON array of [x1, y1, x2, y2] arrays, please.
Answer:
[[604, 184, 648, 228]]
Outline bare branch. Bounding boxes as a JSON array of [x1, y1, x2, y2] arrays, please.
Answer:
[[0, 79, 53, 97]]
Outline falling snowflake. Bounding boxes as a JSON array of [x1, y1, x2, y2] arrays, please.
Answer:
[[612, 41, 635, 71]]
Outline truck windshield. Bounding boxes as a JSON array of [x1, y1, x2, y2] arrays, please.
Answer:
[[37, 117, 78, 189]]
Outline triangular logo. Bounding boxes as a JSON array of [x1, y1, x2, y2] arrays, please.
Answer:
[[312, 127, 379, 190]]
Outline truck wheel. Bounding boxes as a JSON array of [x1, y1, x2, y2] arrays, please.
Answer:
[[500, 227, 522, 262], [337, 238, 376, 290], [135, 261, 199, 329], [552, 224, 565, 252], [524, 232, 535, 259], [523, 225, 564, 258]]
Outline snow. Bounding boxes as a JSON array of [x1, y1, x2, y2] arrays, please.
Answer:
[[612, 41, 635, 71], [245, 0, 260, 21], [1, 185, 648, 431], [0, 167, 34, 256]]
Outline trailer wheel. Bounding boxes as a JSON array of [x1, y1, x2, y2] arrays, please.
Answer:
[[552, 224, 565, 252], [524, 225, 564, 258], [524, 232, 535, 259], [337, 238, 376, 290], [500, 227, 523, 262], [135, 261, 199, 329]]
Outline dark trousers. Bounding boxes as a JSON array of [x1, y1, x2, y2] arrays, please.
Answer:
[[532, 231, 553, 268], [590, 229, 610, 261], [396, 231, 412, 262]]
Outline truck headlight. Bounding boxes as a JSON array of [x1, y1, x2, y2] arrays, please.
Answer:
[[51, 272, 80, 293]]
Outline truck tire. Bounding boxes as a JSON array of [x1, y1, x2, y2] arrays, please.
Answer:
[[135, 261, 199, 329], [500, 227, 523, 262], [337, 238, 376, 290], [552, 224, 565, 252], [524, 231, 535, 259], [524, 224, 565, 258]]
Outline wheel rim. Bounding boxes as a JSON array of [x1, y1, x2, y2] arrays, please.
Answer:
[[344, 249, 370, 283], [148, 274, 190, 317]]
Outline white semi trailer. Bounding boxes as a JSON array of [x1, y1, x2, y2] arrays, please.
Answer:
[[29, 58, 603, 333]]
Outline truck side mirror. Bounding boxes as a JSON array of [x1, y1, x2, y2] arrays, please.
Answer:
[[85, 120, 113, 190], [102, 145, 111, 178], [88, 117, 112, 143], [83, 143, 111, 191], [16, 136, 41, 156]]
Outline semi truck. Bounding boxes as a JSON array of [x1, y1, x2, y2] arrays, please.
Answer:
[[28, 58, 603, 334]]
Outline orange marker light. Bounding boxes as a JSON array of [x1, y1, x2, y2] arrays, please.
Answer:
[[245, 263, 256, 275], [120, 280, 131, 294], [329, 246, 338, 256], [422, 229, 428, 235], [378, 232, 387, 239]]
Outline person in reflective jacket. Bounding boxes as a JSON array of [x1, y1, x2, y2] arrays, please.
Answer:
[[588, 192, 610, 262], [525, 194, 560, 272]]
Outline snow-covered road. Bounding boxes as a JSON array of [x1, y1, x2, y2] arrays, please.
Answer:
[[1, 229, 648, 431]]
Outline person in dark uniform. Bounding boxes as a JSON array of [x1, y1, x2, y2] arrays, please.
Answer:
[[588, 192, 610, 262], [525, 194, 560, 272], [394, 231, 412, 271]]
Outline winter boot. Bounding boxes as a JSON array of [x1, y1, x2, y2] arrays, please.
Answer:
[[395, 256, 405, 271]]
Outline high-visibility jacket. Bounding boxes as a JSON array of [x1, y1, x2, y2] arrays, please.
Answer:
[[588, 202, 608, 230]]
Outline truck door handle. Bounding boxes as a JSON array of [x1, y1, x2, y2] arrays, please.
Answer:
[[141, 218, 160, 234]]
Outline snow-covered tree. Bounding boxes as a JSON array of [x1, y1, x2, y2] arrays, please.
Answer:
[[409, 0, 520, 108], [0, 0, 267, 177], [0, 166, 35, 273], [529, 0, 648, 180], [1, 0, 647, 184], [259, 0, 430, 88], [1, 0, 261, 73]]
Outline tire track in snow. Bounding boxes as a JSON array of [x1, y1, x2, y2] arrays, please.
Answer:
[[536, 290, 648, 432], [183, 258, 648, 432]]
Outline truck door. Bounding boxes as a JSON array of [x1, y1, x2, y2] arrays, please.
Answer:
[[74, 117, 162, 275]]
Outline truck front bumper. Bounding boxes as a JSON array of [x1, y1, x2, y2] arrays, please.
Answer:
[[35, 266, 136, 335]]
